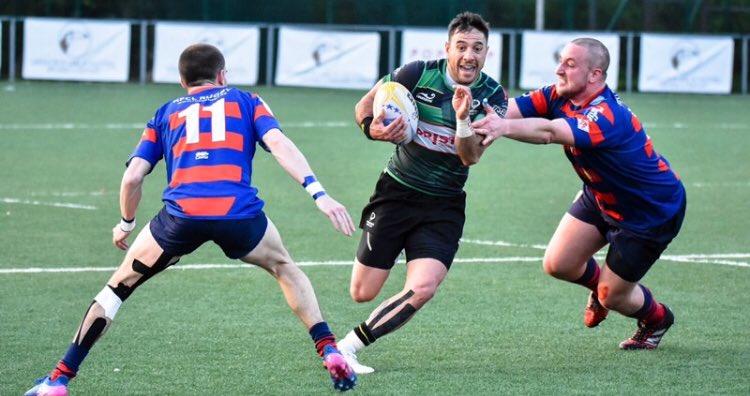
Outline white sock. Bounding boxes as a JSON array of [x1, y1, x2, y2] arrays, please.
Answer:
[[339, 330, 366, 353]]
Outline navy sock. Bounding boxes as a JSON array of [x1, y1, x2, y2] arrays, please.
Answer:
[[51, 343, 89, 379], [627, 285, 655, 319], [309, 321, 336, 357], [572, 258, 600, 292]]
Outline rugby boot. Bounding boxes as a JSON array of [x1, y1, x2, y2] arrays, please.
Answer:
[[619, 304, 674, 350], [584, 292, 609, 328]]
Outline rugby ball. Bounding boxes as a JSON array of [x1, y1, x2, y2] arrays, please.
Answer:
[[372, 81, 419, 145]]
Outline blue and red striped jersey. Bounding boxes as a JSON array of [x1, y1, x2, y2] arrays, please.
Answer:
[[129, 86, 279, 219], [515, 85, 686, 233]]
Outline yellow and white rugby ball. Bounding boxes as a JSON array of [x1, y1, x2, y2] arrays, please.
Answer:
[[373, 81, 419, 145]]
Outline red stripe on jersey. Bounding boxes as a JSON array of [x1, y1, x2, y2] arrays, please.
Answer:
[[169, 101, 243, 131], [565, 145, 581, 156], [603, 208, 624, 222], [253, 102, 273, 121], [169, 165, 242, 187], [591, 189, 624, 221], [225, 101, 241, 118], [644, 138, 654, 157], [175, 197, 236, 216], [141, 128, 157, 143], [530, 90, 548, 116], [658, 159, 670, 172], [575, 166, 602, 183], [631, 113, 643, 132], [550, 85, 559, 101], [172, 131, 244, 158], [592, 189, 617, 205], [561, 102, 577, 117], [588, 119, 605, 146]]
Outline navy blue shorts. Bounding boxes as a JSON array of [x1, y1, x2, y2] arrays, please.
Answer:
[[568, 187, 685, 282], [149, 207, 268, 259]]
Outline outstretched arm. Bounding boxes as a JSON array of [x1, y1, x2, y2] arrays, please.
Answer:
[[452, 85, 488, 166], [262, 129, 355, 236], [113, 157, 152, 250], [471, 103, 575, 146]]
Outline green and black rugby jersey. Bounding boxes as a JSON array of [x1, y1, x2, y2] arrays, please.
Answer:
[[381, 59, 508, 196]]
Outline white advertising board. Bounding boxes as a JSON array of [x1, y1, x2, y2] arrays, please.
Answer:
[[23, 18, 131, 82], [639, 34, 733, 94], [153, 22, 259, 85], [275, 26, 380, 89]]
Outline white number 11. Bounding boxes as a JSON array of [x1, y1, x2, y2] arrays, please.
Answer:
[[178, 98, 226, 143]]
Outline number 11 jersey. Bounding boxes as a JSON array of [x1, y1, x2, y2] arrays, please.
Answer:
[[129, 86, 279, 220]]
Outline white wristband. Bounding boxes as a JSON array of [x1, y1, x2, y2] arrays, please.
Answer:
[[119, 217, 136, 232], [302, 176, 327, 200], [455, 117, 474, 138]]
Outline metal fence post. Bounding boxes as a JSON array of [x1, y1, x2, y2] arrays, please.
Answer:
[[626, 32, 633, 94], [509, 32, 516, 90], [139, 21, 147, 84], [742, 36, 748, 95], [266, 25, 275, 86], [9, 18, 17, 84], [388, 28, 396, 72]]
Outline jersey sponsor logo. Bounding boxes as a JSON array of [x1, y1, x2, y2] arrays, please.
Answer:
[[414, 88, 441, 104], [469, 99, 483, 117], [414, 122, 456, 154], [195, 151, 209, 160], [172, 88, 231, 105], [365, 211, 376, 228], [416, 92, 436, 103]]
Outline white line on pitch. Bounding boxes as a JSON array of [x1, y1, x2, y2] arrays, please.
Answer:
[[29, 191, 113, 197], [461, 238, 547, 250], [1, 197, 97, 210], [0, 121, 351, 131], [2, 254, 748, 275], [0, 257, 543, 275]]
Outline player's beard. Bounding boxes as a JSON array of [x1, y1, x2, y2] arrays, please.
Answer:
[[555, 77, 584, 98]]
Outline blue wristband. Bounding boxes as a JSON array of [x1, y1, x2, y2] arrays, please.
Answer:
[[302, 175, 326, 200]]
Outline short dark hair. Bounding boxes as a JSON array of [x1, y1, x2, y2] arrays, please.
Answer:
[[178, 43, 225, 86], [448, 12, 490, 41], [571, 37, 610, 78]]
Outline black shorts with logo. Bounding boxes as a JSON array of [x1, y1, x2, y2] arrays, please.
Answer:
[[356, 172, 466, 270], [150, 207, 268, 259], [568, 187, 686, 282]]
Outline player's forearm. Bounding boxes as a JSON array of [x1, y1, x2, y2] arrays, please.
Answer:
[[119, 174, 143, 220], [266, 133, 316, 184], [504, 118, 556, 144], [455, 134, 486, 166], [354, 95, 375, 124]]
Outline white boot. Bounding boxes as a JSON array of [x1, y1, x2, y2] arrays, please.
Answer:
[[337, 331, 375, 374]]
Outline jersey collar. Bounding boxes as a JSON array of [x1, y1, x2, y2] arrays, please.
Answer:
[[187, 84, 225, 95], [571, 85, 608, 110]]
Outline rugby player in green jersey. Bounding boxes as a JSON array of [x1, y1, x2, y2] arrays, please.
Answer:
[[337, 12, 508, 374]]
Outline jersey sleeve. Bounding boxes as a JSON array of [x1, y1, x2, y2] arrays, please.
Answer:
[[127, 116, 163, 169], [563, 104, 619, 149], [382, 61, 425, 91], [514, 85, 556, 118], [249, 94, 281, 152], [485, 86, 509, 118]]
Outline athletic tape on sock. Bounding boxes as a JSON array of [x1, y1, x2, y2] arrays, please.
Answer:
[[94, 286, 123, 319]]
